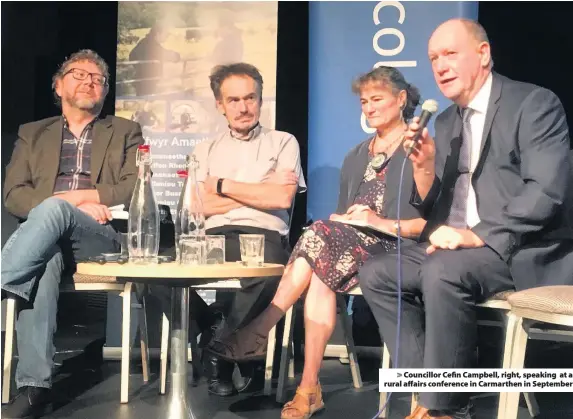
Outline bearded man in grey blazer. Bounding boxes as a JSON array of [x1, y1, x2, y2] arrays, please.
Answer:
[[1, 49, 143, 419]]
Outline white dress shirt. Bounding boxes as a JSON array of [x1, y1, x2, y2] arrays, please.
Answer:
[[465, 72, 493, 228]]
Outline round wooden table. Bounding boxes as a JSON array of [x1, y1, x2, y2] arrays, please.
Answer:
[[76, 261, 284, 419]]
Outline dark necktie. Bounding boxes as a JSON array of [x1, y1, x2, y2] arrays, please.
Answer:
[[446, 108, 473, 228]]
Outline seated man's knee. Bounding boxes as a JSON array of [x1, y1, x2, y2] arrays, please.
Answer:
[[420, 251, 467, 296], [359, 255, 395, 294], [29, 197, 75, 223], [239, 276, 269, 290]]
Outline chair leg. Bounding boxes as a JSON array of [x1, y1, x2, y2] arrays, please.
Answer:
[[378, 343, 391, 418], [159, 313, 169, 395], [2, 298, 16, 404], [498, 311, 518, 418], [288, 344, 295, 379], [137, 295, 150, 383], [505, 316, 529, 419], [337, 296, 362, 389], [411, 393, 418, 413], [120, 283, 133, 403], [189, 320, 201, 384], [264, 321, 278, 396], [524, 392, 540, 418], [276, 306, 295, 403]]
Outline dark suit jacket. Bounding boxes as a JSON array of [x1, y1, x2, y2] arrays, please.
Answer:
[[337, 138, 423, 227], [413, 72, 573, 289], [3, 115, 144, 220]]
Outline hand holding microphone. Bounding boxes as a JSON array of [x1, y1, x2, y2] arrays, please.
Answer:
[[403, 99, 439, 169]]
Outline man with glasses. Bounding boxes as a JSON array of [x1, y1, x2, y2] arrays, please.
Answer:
[[1, 49, 144, 418]]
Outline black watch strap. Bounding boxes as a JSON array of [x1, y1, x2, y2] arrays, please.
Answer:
[[216, 178, 225, 196]]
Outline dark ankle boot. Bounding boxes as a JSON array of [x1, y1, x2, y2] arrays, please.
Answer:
[[204, 352, 237, 397], [2, 386, 53, 419]]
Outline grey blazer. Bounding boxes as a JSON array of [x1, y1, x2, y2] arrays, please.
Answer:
[[336, 138, 423, 224], [413, 72, 573, 289], [4, 115, 144, 220]]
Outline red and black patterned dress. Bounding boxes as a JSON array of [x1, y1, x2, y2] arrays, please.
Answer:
[[288, 156, 397, 293]]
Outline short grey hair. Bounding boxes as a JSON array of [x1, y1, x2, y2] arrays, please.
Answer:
[[209, 63, 263, 101], [52, 49, 110, 106], [455, 18, 493, 69], [456, 18, 490, 44]]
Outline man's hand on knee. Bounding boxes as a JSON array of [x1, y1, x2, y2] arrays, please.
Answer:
[[78, 203, 112, 224], [426, 226, 485, 254]]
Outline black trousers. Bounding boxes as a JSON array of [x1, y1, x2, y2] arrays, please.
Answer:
[[359, 242, 514, 410], [149, 225, 288, 338], [208, 225, 289, 332]]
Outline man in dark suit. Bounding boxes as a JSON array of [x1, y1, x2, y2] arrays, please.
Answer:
[[359, 19, 573, 419], [1, 49, 143, 418]]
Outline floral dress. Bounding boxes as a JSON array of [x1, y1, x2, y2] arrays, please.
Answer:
[[288, 156, 397, 292]]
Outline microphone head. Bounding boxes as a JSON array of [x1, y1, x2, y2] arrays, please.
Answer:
[[421, 99, 439, 114]]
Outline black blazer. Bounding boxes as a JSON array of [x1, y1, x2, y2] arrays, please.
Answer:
[[413, 72, 573, 290], [336, 138, 423, 225]]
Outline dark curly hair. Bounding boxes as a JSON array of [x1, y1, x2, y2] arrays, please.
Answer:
[[351, 66, 421, 120], [51, 49, 109, 108], [209, 62, 263, 101]]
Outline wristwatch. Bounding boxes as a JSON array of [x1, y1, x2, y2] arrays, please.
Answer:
[[393, 221, 401, 235], [216, 178, 225, 196]]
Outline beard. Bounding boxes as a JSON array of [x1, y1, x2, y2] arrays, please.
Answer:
[[231, 116, 258, 135], [64, 93, 104, 114]]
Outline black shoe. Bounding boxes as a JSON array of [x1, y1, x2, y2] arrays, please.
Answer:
[[2, 387, 52, 419], [204, 353, 237, 397], [429, 401, 477, 419], [233, 361, 262, 394]]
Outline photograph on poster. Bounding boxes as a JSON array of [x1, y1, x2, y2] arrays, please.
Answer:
[[115, 1, 278, 213]]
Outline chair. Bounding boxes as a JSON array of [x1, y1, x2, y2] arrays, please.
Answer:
[[499, 286, 573, 419], [375, 290, 539, 419], [157, 195, 301, 396], [274, 287, 364, 403], [273, 286, 540, 418], [2, 273, 150, 404], [156, 280, 294, 397]]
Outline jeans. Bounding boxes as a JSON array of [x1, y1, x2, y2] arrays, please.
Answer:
[[1, 197, 120, 389]]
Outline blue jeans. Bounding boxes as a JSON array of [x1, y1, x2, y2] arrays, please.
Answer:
[[1, 197, 120, 389]]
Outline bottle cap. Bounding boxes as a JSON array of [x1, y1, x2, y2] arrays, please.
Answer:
[[138, 144, 151, 152], [177, 170, 188, 178]]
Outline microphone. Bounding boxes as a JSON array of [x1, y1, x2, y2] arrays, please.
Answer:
[[406, 99, 439, 157]]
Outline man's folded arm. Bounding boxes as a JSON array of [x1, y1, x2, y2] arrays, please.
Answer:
[[220, 180, 296, 211]]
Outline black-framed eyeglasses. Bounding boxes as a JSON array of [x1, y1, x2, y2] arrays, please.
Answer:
[[63, 68, 108, 86]]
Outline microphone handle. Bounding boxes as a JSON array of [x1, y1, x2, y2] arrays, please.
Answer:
[[406, 110, 433, 157]]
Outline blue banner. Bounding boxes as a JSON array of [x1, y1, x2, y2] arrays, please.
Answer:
[[307, 1, 478, 220]]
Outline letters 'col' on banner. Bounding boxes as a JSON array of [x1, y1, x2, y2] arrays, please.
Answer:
[[307, 1, 478, 220]]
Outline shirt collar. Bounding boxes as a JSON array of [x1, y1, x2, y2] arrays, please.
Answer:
[[466, 72, 493, 115], [228, 123, 262, 141], [62, 115, 99, 130]]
